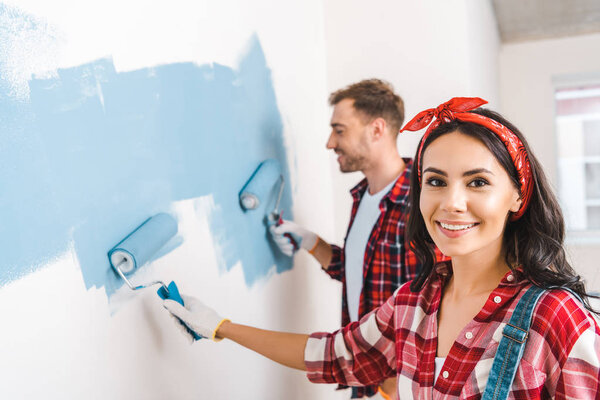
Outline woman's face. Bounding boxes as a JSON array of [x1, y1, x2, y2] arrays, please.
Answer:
[[419, 130, 521, 260]]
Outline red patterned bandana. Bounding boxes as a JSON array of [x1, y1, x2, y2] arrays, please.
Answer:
[[401, 97, 533, 220]]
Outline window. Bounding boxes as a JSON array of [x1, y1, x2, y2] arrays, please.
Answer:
[[555, 85, 600, 236]]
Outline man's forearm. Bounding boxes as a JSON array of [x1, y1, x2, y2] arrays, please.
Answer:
[[310, 236, 333, 269], [217, 321, 309, 371]]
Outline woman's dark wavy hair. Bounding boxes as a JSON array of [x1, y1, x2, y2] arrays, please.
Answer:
[[406, 108, 598, 313]]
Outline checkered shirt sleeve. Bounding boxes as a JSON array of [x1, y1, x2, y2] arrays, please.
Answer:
[[304, 285, 401, 387]]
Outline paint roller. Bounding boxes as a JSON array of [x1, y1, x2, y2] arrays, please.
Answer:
[[108, 213, 202, 340], [239, 159, 300, 251]]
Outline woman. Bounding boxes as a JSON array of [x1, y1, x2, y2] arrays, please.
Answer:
[[164, 98, 600, 399]]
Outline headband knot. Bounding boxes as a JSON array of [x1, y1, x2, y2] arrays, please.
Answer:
[[401, 97, 488, 134], [400, 97, 533, 221], [435, 104, 454, 123]]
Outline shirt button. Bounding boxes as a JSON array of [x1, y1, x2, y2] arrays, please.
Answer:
[[465, 331, 473, 339], [442, 371, 449, 379], [506, 274, 514, 282], [494, 296, 502, 304]]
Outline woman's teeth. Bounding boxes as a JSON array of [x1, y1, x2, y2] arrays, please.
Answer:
[[439, 222, 476, 231]]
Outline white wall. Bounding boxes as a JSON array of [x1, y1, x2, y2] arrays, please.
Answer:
[[0, 1, 346, 399], [322, 0, 500, 243], [499, 33, 600, 290]]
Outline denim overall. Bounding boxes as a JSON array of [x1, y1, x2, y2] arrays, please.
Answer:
[[482, 285, 582, 400]]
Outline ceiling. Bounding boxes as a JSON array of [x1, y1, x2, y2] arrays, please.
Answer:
[[492, 0, 600, 43]]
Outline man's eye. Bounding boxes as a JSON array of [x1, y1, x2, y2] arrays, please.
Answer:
[[468, 178, 489, 187], [425, 178, 445, 187]]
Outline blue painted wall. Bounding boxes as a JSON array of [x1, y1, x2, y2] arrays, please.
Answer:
[[0, 4, 293, 294]]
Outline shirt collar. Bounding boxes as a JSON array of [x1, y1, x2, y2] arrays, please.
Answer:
[[428, 261, 530, 318], [350, 158, 413, 205], [432, 261, 525, 285], [431, 261, 528, 297]]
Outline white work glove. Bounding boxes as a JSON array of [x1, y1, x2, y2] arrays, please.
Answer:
[[163, 294, 229, 343], [269, 219, 318, 257]]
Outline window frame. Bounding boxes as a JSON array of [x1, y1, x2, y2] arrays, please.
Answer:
[[552, 72, 600, 244]]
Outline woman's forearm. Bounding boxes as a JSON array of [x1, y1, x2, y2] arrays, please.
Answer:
[[217, 321, 309, 371]]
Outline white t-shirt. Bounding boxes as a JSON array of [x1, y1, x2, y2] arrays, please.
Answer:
[[344, 178, 397, 322], [434, 357, 446, 385]]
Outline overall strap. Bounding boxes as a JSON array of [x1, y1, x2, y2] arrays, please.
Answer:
[[482, 285, 546, 400]]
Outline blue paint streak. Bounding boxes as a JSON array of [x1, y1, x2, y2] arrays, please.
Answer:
[[0, 3, 66, 282], [0, 6, 293, 292]]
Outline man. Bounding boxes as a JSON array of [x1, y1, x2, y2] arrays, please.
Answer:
[[271, 79, 438, 399]]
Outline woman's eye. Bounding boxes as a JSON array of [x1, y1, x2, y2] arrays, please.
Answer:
[[468, 178, 489, 187], [425, 177, 445, 187]]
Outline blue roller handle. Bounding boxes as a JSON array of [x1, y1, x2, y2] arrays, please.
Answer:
[[157, 281, 202, 341]]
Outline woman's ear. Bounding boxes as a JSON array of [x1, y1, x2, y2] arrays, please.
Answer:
[[509, 190, 522, 213]]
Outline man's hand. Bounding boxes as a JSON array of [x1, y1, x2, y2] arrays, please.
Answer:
[[163, 295, 229, 342], [269, 219, 318, 256], [378, 377, 398, 400]]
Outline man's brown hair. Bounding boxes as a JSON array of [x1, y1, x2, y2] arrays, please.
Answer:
[[329, 79, 405, 135]]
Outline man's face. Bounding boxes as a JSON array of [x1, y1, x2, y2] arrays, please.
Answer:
[[326, 98, 371, 173]]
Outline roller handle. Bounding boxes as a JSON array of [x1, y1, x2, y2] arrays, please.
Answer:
[[268, 211, 300, 252], [157, 281, 202, 341]]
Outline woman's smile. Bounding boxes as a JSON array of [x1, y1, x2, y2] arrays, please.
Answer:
[[436, 220, 480, 238]]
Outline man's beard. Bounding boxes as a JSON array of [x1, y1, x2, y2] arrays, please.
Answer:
[[337, 151, 367, 173]]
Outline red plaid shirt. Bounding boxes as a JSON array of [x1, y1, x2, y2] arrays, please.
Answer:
[[306, 262, 600, 399], [326, 159, 417, 326], [325, 159, 446, 396]]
